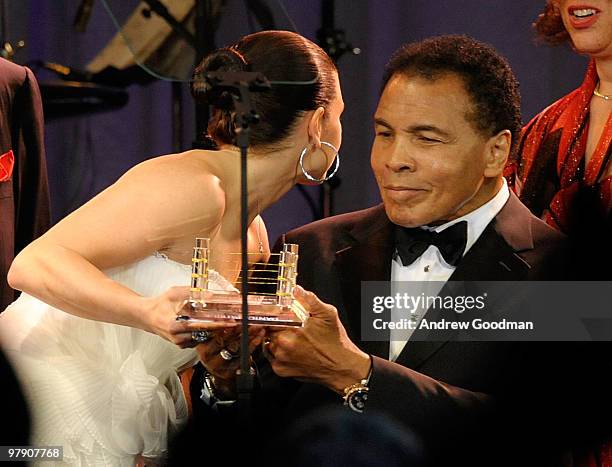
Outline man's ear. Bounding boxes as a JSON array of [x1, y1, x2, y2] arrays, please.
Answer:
[[484, 129, 512, 177], [307, 106, 325, 149]]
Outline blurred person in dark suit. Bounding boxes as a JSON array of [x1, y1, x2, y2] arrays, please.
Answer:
[[0, 57, 50, 310], [267, 408, 425, 467], [0, 347, 30, 466]]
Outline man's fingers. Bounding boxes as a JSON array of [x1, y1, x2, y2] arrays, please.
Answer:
[[225, 339, 241, 355], [262, 335, 275, 361], [293, 285, 337, 318], [171, 318, 194, 335], [270, 360, 292, 378], [197, 327, 265, 359], [224, 328, 265, 355], [175, 332, 198, 348], [263, 331, 298, 362], [248, 325, 265, 336], [248, 329, 266, 354]]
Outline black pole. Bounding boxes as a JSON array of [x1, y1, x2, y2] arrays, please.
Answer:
[[136, 0, 216, 150], [203, 71, 270, 410], [237, 142, 253, 411], [234, 88, 257, 413], [141, 0, 197, 48]]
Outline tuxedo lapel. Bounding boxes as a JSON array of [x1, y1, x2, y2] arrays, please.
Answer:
[[334, 206, 395, 359], [447, 224, 532, 282]]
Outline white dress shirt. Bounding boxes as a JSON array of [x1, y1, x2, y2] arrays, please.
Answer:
[[388, 179, 510, 361]]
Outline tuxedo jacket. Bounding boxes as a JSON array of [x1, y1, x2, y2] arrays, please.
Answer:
[[0, 58, 50, 310], [257, 192, 584, 465]]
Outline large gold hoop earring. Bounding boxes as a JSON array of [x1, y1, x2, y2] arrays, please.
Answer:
[[298, 141, 340, 183]]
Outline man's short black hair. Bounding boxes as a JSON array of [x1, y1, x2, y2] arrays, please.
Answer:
[[382, 35, 522, 148]]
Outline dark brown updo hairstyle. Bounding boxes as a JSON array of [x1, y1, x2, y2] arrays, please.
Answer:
[[534, 1, 571, 46], [191, 30, 337, 150]]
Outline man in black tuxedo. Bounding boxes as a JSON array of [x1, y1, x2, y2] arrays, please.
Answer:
[[258, 36, 575, 465]]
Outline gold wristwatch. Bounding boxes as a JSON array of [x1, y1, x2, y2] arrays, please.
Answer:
[[342, 356, 373, 413], [343, 379, 369, 413]]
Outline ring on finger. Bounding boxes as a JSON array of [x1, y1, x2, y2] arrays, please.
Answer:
[[262, 338, 274, 360], [191, 330, 212, 343], [220, 348, 238, 361]]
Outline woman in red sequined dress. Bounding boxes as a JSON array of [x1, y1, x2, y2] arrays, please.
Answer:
[[506, 0, 611, 239], [506, 2, 612, 466]]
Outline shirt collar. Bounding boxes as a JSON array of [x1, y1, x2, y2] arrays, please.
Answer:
[[426, 178, 510, 256]]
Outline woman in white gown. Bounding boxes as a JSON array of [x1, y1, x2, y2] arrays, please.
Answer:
[[0, 30, 343, 466]]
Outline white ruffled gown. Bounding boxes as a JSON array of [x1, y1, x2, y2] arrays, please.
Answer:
[[0, 253, 233, 466]]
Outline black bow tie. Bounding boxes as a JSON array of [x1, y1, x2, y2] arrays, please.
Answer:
[[395, 220, 468, 267]]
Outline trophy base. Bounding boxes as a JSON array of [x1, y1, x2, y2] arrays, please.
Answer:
[[185, 292, 307, 327]]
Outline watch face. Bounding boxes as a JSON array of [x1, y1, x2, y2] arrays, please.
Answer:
[[348, 390, 368, 413]]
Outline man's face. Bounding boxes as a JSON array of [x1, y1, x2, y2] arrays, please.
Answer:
[[371, 73, 497, 228]]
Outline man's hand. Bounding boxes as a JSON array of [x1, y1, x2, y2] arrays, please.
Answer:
[[194, 325, 265, 399], [264, 286, 371, 394]]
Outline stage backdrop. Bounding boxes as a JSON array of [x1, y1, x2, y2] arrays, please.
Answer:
[[7, 0, 587, 243]]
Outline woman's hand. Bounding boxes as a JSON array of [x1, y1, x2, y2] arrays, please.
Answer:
[[141, 286, 233, 348]]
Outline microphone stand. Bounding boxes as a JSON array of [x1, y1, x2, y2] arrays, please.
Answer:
[[317, 0, 360, 218], [204, 70, 271, 411], [139, 0, 218, 151], [141, 0, 197, 48], [141, 0, 198, 153]]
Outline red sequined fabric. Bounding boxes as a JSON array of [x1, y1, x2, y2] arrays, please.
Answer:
[[0, 149, 14, 182], [505, 61, 612, 234]]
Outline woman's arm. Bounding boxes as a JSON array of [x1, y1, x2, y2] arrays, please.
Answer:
[[8, 154, 226, 343]]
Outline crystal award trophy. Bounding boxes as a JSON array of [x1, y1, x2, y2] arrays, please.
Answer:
[[184, 238, 307, 327]]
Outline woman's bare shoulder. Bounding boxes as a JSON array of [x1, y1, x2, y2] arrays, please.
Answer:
[[27, 150, 227, 270], [123, 150, 222, 196], [122, 150, 218, 184], [107, 151, 226, 236]]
